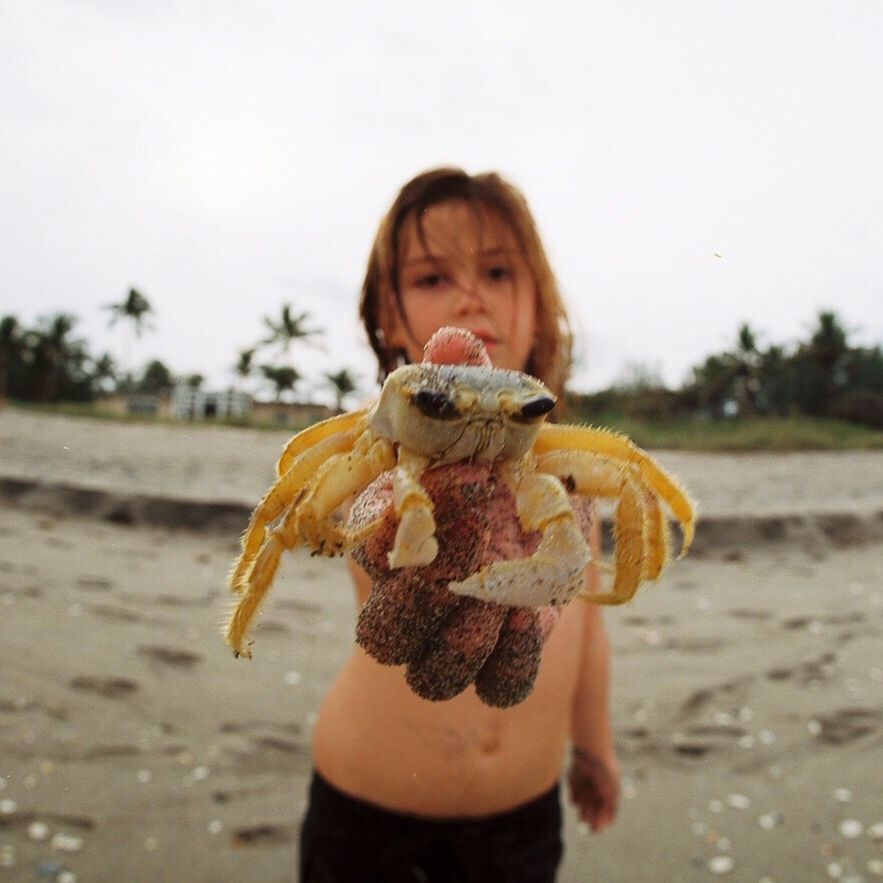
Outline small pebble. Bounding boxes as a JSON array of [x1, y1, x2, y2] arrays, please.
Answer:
[[807, 720, 822, 736], [867, 859, 883, 876], [191, 766, 210, 781], [758, 812, 783, 830], [145, 836, 158, 850], [0, 799, 17, 814], [727, 793, 751, 809], [708, 855, 734, 874], [58, 872, 78, 883], [758, 729, 776, 745], [136, 769, 152, 784], [840, 819, 864, 839], [51, 833, 83, 853], [828, 862, 843, 879], [27, 821, 50, 841], [737, 707, 754, 723], [37, 859, 63, 877], [738, 735, 756, 749], [833, 788, 853, 803], [208, 819, 223, 835], [868, 822, 883, 841], [284, 670, 302, 686]]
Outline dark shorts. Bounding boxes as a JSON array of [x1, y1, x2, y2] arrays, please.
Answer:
[[299, 770, 563, 882]]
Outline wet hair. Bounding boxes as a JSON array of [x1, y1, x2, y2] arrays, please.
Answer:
[[359, 166, 574, 402]]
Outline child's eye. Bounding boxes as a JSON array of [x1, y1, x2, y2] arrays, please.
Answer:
[[486, 265, 512, 282], [416, 272, 446, 289]]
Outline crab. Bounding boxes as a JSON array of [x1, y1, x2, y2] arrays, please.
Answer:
[[226, 327, 695, 698]]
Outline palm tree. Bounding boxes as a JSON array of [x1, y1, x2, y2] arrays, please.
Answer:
[[234, 348, 257, 387], [105, 288, 154, 337], [324, 368, 358, 413], [731, 322, 762, 415], [262, 304, 321, 353], [105, 288, 154, 381], [261, 364, 301, 402], [34, 313, 79, 401], [794, 310, 851, 416], [89, 352, 117, 396], [0, 315, 23, 399]]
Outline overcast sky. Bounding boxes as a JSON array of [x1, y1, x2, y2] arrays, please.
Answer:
[[3, 1, 881, 403]]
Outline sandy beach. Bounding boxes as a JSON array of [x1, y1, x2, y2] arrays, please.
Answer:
[[1, 409, 882, 882]]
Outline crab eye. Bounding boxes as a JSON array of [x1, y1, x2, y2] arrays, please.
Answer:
[[413, 389, 460, 420], [515, 396, 556, 422]]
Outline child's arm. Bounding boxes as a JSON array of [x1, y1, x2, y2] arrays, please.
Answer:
[[568, 519, 620, 832]]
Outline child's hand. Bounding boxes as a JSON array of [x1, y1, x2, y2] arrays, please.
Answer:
[[568, 747, 619, 832]]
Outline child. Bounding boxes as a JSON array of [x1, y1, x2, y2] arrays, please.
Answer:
[[300, 167, 619, 882]]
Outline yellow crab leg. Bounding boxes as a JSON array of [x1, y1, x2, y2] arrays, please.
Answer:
[[581, 474, 647, 604], [226, 436, 394, 658], [275, 409, 369, 477], [536, 451, 653, 604], [534, 424, 695, 555], [641, 489, 668, 582], [229, 426, 363, 592], [296, 435, 396, 553]]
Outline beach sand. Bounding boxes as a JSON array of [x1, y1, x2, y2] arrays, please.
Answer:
[[1, 410, 882, 882]]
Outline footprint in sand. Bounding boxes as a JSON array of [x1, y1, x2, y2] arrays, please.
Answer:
[[68, 675, 140, 699], [765, 652, 836, 685], [254, 619, 291, 635], [231, 824, 295, 847], [812, 707, 881, 745], [89, 603, 144, 623], [672, 724, 748, 758], [727, 608, 773, 621], [75, 576, 115, 592], [137, 645, 203, 668]]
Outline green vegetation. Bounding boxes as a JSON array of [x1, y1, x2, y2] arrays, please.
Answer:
[[561, 413, 883, 451]]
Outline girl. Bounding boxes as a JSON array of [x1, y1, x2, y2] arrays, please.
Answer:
[[300, 167, 619, 882]]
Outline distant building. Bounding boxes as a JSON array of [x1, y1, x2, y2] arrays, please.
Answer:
[[171, 384, 251, 420], [97, 386, 332, 427]]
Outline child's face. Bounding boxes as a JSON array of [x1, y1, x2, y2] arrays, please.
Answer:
[[387, 200, 537, 373]]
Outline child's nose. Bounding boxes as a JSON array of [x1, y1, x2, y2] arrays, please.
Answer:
[[454, 276, 486, 312]]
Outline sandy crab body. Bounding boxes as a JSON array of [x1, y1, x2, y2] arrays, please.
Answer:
[[225, 327, 695, 704]]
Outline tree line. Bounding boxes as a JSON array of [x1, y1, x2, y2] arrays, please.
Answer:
[[569, 311, 883, 429], [1, 294, 880, 429], [0, 289, 359, 412]]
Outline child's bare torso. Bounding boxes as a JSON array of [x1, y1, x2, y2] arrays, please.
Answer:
[[311, 560, 583, 817]]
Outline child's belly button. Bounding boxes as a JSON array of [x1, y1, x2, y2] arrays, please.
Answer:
[[478, 731, 502, 755]]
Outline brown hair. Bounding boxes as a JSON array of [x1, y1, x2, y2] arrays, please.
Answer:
[[359, 166, 574, 401]]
